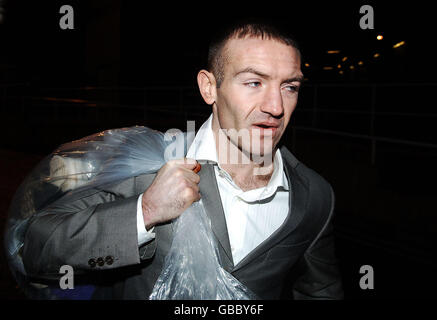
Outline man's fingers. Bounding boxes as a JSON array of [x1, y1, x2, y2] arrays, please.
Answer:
[[170, 158, 198, 170], [185, 179, 201, 202], [193, 163, 201, 173], [180, 167, 200, 184]]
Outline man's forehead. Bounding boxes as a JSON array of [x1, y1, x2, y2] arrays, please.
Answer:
[[225, 37, 299, 57], [224, 37, 301, 74]]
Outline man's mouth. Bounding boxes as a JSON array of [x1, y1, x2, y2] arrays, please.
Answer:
[[251, 122, 280, 134]]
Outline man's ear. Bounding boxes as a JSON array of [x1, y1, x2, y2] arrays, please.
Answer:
[[197, 70, 217, 105]]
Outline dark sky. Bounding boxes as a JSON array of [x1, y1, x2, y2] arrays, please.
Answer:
[[0, 1, 435, 87]]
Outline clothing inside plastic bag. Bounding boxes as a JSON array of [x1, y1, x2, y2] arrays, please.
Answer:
[[4, 126, 256, 300]]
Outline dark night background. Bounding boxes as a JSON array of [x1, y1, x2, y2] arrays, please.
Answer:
[[0, 0, 436, 300]]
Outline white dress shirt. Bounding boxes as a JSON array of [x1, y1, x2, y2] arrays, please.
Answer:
[[137, 114, 290, 265]]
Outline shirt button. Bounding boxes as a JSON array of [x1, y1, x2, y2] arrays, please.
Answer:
[[88, 258, 96, 268]]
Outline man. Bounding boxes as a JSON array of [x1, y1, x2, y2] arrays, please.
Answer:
[[22, 22, 343, 299]]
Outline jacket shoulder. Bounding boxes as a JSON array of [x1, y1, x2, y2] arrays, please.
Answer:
[[280, 146, 333, 195]]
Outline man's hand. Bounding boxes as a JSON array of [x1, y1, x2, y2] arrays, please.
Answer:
[[142, 158, 201, 229]]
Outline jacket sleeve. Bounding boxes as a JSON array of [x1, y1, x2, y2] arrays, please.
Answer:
[[22, 175, 157, 280], [292, 185, 344, 300]]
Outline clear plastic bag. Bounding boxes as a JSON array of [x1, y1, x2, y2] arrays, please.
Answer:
[[4, 126, 170, 298], [149, 199, 257, 300], [4, 126, 256, 299]]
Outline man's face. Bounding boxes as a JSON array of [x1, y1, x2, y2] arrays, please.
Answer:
[[212, 37, 303, 159]]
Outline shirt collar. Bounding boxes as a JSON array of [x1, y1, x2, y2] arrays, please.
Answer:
[[186, 114, 289, 197], [186, 114, 218, 163]]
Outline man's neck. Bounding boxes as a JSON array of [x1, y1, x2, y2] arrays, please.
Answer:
[[219, 160, 274, 192], [212, 118, 275, 191]]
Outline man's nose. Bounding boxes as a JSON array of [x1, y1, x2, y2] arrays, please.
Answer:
[[260, 87, 284, 117]]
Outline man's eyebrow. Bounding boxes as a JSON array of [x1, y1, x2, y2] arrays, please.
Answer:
[[283, 75, 304, 84], [234, 67, 304, 84], [234, 67, 270, 79]]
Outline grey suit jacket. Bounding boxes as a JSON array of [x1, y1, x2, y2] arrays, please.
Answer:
[[22, 146, 343, 299]]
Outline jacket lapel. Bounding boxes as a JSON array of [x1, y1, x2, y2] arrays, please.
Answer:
[[231, 147, 309, 272], [198, 163, 234, 270]]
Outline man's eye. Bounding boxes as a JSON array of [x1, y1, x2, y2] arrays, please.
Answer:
[[246, 81, 261, 88], [283, 85, 299, 92]]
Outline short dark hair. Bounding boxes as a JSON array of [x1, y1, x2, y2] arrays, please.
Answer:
[[207, 19, 301, 88]]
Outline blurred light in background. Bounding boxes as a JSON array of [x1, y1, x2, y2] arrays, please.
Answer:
[[377, 34, 384, 40], [327, 50, 340, 54], [393, 41, 405, 48], [373, 53, 380, 58], [358, 61, 364, 66], [323, 66, 334, 70], [342, 56, 348, 62]]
